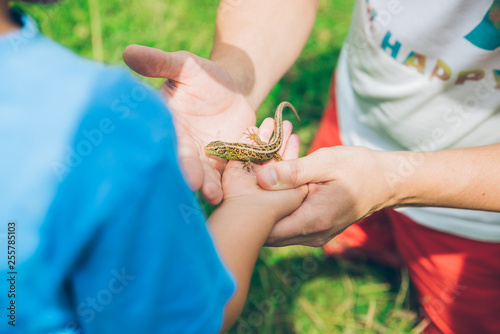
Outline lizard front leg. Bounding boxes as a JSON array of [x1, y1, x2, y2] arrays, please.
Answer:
[[245, 128, 267, 145]]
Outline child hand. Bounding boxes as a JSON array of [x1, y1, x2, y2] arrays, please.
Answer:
[[218, 118, 308, 222]]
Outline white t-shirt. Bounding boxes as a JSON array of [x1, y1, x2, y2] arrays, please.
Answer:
[[336, 0, 500, 241]]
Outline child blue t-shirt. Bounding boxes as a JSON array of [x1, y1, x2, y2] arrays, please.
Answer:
[[0, 14, 234, 334]]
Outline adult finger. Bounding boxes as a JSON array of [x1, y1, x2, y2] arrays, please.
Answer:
[[176, 136, 204, 191], [277, 120, 293, 157], [282, 134, 300, 160], [265, 198, 312, 246], [123, 44, 188, 79], [265, 184, 342, 247], [257, 149, 332, 190], [200, 158, 224, 205]]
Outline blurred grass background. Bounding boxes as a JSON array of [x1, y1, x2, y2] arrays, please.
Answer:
[[15, 0, 422, 332]]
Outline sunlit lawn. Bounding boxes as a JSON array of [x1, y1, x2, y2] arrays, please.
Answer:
[[16, 0, 422, 332]]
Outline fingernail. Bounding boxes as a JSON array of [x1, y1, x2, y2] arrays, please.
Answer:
[[263, 168, 278, 186]]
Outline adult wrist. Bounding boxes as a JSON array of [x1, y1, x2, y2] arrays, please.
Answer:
[[381, 150, 428, 209], [210, 44, 259, 110]]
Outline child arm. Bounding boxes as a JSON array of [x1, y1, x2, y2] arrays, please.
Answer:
[[208, 120, 306, 332], [209, 199, 280, 332]]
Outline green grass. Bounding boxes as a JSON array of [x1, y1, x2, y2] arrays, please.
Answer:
[[16, 0, 421, 332]]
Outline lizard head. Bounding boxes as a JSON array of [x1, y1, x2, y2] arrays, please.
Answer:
[[204, 141, 230, 159]]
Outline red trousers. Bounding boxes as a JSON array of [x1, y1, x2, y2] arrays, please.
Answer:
[[309, 80, 500, 334]]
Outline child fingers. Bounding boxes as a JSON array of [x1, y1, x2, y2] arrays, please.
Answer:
[[257, 118, 275, 143], [282, 134, 300, 160], [278, 120, 294, 156]]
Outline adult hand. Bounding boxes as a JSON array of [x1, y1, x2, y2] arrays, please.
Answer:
[[123, 45, 256, 205], [256, 146, 398, 247]]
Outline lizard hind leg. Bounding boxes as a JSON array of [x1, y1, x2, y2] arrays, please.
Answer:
[[242, 160, 253, 172], [273, 152, 282, 162]]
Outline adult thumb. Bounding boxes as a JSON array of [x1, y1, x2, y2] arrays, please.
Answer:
[[257, 153, 330, 190], [123, 44, 186, 79]]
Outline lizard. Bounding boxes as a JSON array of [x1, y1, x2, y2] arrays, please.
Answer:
[[204, 101, 300, 169]]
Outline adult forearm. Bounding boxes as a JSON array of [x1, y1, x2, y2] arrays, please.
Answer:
[[210, 0, 319, 109], [388, 144, 500, 211]]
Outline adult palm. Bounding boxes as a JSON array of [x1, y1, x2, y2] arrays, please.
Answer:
[[123, 45, 256, 205]]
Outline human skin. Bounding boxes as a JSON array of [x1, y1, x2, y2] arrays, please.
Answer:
[[256, 144, 500, 246], [209, 121, 306, 332], [124, 0, 500, 248], [122, 0, 319, 205], [0, 0, 17, 33], [1, 1, 308, 330]]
